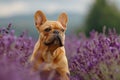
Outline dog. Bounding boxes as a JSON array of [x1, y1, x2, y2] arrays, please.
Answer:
[[30, 10, 70, 80]]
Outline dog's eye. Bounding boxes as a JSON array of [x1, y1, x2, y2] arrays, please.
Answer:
[[61, 29, 65, 32], [44, 28, 51, 32]]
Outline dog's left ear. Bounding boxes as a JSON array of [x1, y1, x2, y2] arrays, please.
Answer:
[[34, 10, 47, 29], [58, 13, 68, 29]]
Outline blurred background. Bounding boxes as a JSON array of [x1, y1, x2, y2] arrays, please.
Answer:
[[0, 0, 120, 38]]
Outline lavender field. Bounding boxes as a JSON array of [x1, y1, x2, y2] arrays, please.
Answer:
[[0, 24, 120, 80]]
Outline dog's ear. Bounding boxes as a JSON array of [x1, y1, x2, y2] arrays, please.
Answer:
[[34, 10, 47, 28], [58, 13, 68, 29]]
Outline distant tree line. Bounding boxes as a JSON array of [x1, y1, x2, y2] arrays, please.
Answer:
[[83, 0, 120, 36]]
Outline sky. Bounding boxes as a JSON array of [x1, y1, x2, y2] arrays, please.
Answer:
[[0, 0, 95, 18], [0, 0, 120, 18]]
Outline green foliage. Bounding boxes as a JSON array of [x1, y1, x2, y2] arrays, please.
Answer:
[[84, 0, 120, 36]]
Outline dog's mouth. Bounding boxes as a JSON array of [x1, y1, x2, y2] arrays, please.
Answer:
[[44, 35, 63, 47]]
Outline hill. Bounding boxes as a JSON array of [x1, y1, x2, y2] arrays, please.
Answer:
[[0, 12, 84, 39]]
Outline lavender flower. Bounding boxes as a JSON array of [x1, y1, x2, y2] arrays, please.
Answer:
[[1, 24, 120, 80], [70, 29, 120, 80]]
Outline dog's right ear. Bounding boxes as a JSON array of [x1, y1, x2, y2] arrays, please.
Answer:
[[34, 10, 47, 29]]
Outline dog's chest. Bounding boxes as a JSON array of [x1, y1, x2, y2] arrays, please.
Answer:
[[42, 51, 55, 63]]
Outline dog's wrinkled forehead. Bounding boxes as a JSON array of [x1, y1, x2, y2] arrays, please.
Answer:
[[40, 21, 64, 31]]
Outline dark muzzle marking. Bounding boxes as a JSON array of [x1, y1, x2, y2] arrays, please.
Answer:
[[56, 35, 63, 46], [44, 35, 63, 47]]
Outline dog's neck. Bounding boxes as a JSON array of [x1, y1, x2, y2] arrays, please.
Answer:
[[39, 41, 59, 55], [47, 45, 60, 54]]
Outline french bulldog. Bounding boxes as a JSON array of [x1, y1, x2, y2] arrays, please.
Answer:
[[30, 10, 70, 80]]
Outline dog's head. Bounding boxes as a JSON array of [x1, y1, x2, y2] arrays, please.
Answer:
[[34, 10, 68, 48]]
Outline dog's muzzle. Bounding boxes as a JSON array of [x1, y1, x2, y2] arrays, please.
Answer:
[[44, 35, 63, 47], [54, 35, 63, 46]]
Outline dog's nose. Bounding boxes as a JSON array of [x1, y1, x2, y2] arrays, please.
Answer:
[[53, 30, 59, 34]]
